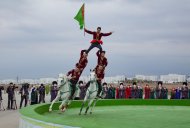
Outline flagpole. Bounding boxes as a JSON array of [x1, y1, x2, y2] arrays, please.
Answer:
[[83, 3, 85, 36]]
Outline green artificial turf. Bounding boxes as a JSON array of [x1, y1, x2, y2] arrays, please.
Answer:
[[42, 106, 190, 128], [19, 99, 190, 128]]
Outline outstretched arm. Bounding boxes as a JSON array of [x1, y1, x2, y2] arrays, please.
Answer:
[[84, 28, 94, 34], [101, 32, 112, 36]]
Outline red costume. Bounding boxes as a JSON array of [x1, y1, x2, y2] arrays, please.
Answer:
[[94, 65, 105, 83], [125, 86, 131, 99], [144, 86, 151, 99], [77, 50, 88, 70], [67, 69, 82, 82], [116, 87, 119, 99], [96, 51, 108, 68], [84, 28, 112, 45]]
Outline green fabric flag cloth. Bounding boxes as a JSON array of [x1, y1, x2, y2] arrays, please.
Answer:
[[74, 4, 85, 29]]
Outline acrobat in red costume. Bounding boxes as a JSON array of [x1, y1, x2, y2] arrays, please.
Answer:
[[76, 50, 88, 72], [84, 27, 113, 54]]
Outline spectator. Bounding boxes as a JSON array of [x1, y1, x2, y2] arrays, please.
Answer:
[[50, 81, 59, 102], [138, 86, 143, 99], [31, 86, 38, 105], [38, 84, 45, 103], [125, 85, 131, 99], [115, 86, 119, 99], [133, 84, 138, 99], [0, 86, 5, 110], [150, 87, 155, 99], [181, 82, 188, 99], [144, 84, 150, 99], [107, 84, 115, 99], [163, 87, 168, 99], [155, 84, 160, 99], [79, 81, 86, 100], [12, 84, 18, 110], [175, 87, 181, 99], [188, 85, 190, 99], [157, 81, 163, 99], [19, 83, 29, 109], [118, 83, 125, 99], [170, 88, 176, 99], [102, 82, 109, 99], [0, 86, 4, 101], [6, 83, 14, 110]]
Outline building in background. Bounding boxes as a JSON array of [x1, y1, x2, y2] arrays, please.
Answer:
[[160, 74, 186, 83], [135, 75, 158, 81]]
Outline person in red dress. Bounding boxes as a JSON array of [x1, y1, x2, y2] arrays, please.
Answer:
[[84, 27, 113, 54], [125, 85, 131, 99], [116, 87, 119, 99], [144, 84, 151, 99]]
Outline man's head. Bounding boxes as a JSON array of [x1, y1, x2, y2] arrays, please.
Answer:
[[97, 27, 101, 33], [158, 81, 163, 86], [10, 82, 13, 87], [100, 51, 106, 57], [52, 81, 57, 86], [183, 82, 187, 86]]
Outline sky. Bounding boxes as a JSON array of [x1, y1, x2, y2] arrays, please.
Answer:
[[0, 0, 190, 79]]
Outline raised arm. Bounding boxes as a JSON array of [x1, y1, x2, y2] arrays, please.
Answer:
[[96, 50, 100, 57], [67, 70, 73, 76], [101, 32, 112, 36], [80, 50, 86, 57], [84, 28, 94, 34]]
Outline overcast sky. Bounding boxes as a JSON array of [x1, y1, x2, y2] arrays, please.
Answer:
[[0, 0, 190, 79]]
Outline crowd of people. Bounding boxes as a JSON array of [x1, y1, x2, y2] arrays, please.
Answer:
[[101, 81, 189, 100], [0, 81, 189, 111]]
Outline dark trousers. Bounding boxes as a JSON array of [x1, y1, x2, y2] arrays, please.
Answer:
[[20, 95, 28, 108], [86, 43, 102, 54], [39, 94, 45, 103], [7, 95, 13, 109], [86, 81, 102, 96], [69, 79, 78, 100]]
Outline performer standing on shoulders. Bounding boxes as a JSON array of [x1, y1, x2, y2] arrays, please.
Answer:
[[84, 27, 113, 54], [76, 50, 88, 72], [96, 50, 108, 68]]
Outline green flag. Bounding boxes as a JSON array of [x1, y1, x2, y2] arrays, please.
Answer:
[[74, 4, 85, 30]]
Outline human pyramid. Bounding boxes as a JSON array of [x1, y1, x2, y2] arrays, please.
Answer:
[[66, 27, 112, 100], [49, 27, 113, 112]]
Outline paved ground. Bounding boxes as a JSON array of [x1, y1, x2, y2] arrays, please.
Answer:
[[0, 92, 51, 128]]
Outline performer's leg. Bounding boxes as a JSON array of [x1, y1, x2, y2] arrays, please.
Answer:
[[96, 81, 102, 97], [86, 81, 90, 89], [69, 80, 77, 100], [96, 44, 103, 53], [86, 44, 95, 54]]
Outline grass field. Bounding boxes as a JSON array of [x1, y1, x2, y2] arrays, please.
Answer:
[[19, 100, 190, 128]]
